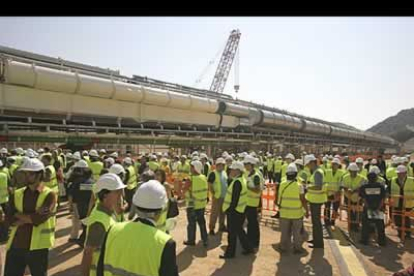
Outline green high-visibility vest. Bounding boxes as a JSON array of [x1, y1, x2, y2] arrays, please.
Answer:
[[359, 168, 368, 178], [212, 170, 228, 200], [90, 161, 104, 182], [126, 165, 137, 190], [267, 158, 274, 171], [102, 221, 171, 276], [148, 161, 160, 172], [390, 176, 414, 209], [44, 165, 58, 194], [7, 186, 56, 250], [0, 173, 8, 204], [274, 160, 283, 173], [9, 164, 19, 178], [185, 174, 208, 210], [0, 167, 10, 181], [86, 205, 116, 275], [342, 173, 366, 202], [281, 163, 288, 179], [178, 162, 190, 174], [386, 167, 397, 181], [277, 180, 304, 219], [246, 169, 263, 207], [324, 168, 344, 195], [305, 168, 327, 204], [222, 176, 248, 214]]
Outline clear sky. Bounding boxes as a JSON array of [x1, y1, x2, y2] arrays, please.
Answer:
[[1, 17, 413, 130]]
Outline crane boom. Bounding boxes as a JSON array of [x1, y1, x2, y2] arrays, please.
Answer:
[[209, 29, 241, 94]]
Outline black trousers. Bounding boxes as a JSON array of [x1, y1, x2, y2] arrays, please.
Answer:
[[244, 206, 260, 248], [124, 188, 136, 212], [274, 173, 282, 184], [345, 198, 361, 231], [268, 171, 275, 183], [393, 207, 412, 237], [263, 167, 268, 179], [0, 203, 9, 242], [360, 212, 386, 245], [324, 197, 340, 226], [4, 248, 49, 276], [225, 211, 253, 257], [186, 208, 208, 243], [310, 203, 324, 248]]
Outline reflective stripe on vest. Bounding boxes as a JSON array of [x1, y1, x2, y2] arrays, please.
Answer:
[[390, 177, 414, 208], [126, 166, 137, 190], [7, 186, 56, 250], [278, 180, 304, 219], [222, 176, 248, 214], [324, 169, 344, 195], [305, 168, 327, 204], [102, 221, 171, 276], [246, 170, 262, 207], [185, 174, 208, 209], [0, 173, 8, 204]]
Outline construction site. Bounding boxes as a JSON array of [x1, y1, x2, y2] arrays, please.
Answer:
[[0, 18, 413, 276]]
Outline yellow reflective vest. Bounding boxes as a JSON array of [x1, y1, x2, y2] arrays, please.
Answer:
[[0, 173, 8, 204], [222, 176, 247, 214], [211, 170, 228, 200], [342, 173, 366, 202], [126, 165, 137, 190], [277, 180, 304, 219], [246, 169, 263, 207], [89, 161, 104, 182], [390, 176, 414, 209], [185, 174, 208, 210], [305, 168, 327, 204], [44, 165, 58, 194]]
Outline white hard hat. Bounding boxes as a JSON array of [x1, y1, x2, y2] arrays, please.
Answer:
[[229, 161, 245, 171], [369, 165, 380, 175], [396, 165, 407, 174], [123, 157, 132, 165], [26, 150, 35, 158], [156, 152, 162, 156], [105, 157, 115, 166], [347, 163, 359, 172], [191, 151, 199, 157], [99, 149, 107, 154], [222, 151, 229, 158], [355, 157, 364, 164], [286, 163, 298, 174], [215, 157, 226, 165], [94, 173, 126, 193], [392, 155, 397, 159], [82, 150, 89, 156], [370, 159, 378, 165], [200, 153, 208, 160], [19, 158, 45, 171], [243, 155, 257, 165], [89, 150, 99, 157], [72, 152, 81, 161], [192, 156, 200, 161], [267, 153, 272, 157], [181, 155, 187, 159], [132, 180, 168, 210], [285, 153, 295, 160], [37, 148, 44, 153], [0, 148, 7, 154], [331, 158, 341, 165], [191, 160, 203, 174], [250, 152, 257, 157], [322, 156, 328, 162], [402, 157, 409, 163], [15, 147, 24, 155], [328, 155, 334, 160], [66, 153, 73, 159], [34, 152, 39, 157], [150, 155, 157, 161], [109, 152, 118, 158], [225, 155, 233, 162], [294, 159, 303, 166], [334, 155, 341, 159], [304, 154, 316, 166], [396, 157, 404, 164], [109, 164, 126, 175], [163, 153, 168, 157], [74, 160, 89, 168]]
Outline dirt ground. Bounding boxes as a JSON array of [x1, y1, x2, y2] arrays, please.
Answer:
[[1, 202, 413, 276]]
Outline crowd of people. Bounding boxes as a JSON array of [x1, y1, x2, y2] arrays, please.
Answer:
[[0, 146, 413, 276]]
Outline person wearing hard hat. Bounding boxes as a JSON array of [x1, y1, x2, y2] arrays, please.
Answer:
[[386, 157, 399, 184], [274, 156, 283, 184], [4, 158, 57, 276], [390, 165, 414, 240], [208, 157, 228, 235], [81, 173, 126, 276], [99, 149, 107, 159], [82, 150, 90, 164], [66, 160, 94, 247], [108, 164, 129, 223], [220, 161, 254, 259], [321, 156, 330, 173], [138, 155, 149, 176], [0, 160, 9, 243], [160, 158, 171, 176], [323, 158, 345, 228], [304, 154, 326, 249], [200, 153, 211, 177], [177, 155, 190, 179], [182, 160, 208, 247], [225, 155, 234, 179], [356, 157, 368, 178], [243, 155, 264, 250], [122, 157, 137, 212], [41, 154, 59, 195], [97, 180, 179, 276], [148, 155, 160, 172], [402, 156, 414, 177], [277, 163, 309, 254], [0, 157, 11, 183], [359, 170, 387, 246], [342, 162, 367, 232], [281, 153, 295, 181], [266, 153, 275, 183], [89, 150, 104, 183], [171, 155, 180, 174]]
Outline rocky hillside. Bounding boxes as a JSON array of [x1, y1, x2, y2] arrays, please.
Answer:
[[367, 108, 414, 142]]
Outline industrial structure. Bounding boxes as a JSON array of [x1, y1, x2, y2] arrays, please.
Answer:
[[0, 44, 397, 154]]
